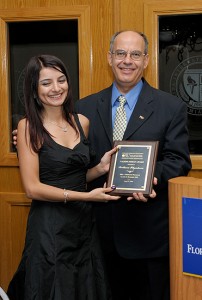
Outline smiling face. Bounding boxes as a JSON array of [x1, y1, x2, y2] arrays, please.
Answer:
[[107, 31, 149, 94], [38, 67, 68, 108]]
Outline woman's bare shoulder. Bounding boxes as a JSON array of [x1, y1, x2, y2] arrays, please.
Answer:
[[76, 113, 89, 137], [77, 113, 90, 128], [17, 118, 26, 130], [77, 113, 89, 123]]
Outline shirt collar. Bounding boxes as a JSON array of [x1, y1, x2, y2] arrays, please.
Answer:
[[111, 80, 143, 109]]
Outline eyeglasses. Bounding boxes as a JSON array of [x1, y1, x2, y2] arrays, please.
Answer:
[[111, 50, 146, 61]]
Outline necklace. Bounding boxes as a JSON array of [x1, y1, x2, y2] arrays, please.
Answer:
[[47, 120, 68, 132]]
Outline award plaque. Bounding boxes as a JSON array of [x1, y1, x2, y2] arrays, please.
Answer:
[[107, 141, 159, 196]]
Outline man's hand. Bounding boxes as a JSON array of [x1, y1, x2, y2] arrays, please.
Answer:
[[127, 177, 157, 202], [12, 129, 18, 147]]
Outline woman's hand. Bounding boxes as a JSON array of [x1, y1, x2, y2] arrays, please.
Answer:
[[99, 146, 117, 173], [86, 147, 117, 182], [88, 186, 120, 202]]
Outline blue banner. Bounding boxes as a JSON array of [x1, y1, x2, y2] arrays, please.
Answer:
[[182, 197, 202, 278]]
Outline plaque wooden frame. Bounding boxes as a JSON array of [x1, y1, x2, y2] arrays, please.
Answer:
[[107, 141, 159, 196]]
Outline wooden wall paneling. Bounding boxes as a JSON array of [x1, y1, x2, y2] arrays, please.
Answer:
[[0, 18, 12, 165], [0, 167, 24, 193], [189, 156, 202, 172], [189, 169, 202, 179], [0, 192, 31, 290], [88, 0, 114, 92], [118, 0, 144, 32]]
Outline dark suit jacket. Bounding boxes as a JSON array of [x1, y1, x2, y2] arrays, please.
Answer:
[[75, 79, 192, 259]]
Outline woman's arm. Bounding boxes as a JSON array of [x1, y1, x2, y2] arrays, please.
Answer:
[[77, 113, 117, 184], [17, 119, 120, 203], [86, 147, 117, 183]]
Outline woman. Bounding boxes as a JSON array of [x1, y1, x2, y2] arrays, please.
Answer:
[[7, 54, 120, 300]]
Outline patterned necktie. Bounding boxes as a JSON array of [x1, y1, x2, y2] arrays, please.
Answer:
[[113, 95, 127, 141]]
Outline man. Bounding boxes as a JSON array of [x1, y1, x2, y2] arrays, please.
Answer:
[[75, 31, 192, 300]]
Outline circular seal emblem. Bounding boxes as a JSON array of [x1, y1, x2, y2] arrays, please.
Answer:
[[170, 56, 202, 116]]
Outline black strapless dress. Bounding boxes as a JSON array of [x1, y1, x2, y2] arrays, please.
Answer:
[[7, 115, 111, 300]]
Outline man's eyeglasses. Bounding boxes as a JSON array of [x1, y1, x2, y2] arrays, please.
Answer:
[[111, 50, 146, 61]]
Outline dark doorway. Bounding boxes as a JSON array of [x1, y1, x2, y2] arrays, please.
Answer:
[[9, 20, 78, 134]]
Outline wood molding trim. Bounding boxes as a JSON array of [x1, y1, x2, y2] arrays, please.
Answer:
[[144, 0, 202, 87]]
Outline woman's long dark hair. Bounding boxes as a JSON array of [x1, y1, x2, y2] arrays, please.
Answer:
[[23, 54, 77, 152]]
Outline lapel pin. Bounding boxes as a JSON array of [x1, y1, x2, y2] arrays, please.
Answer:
[[139, 115, 144, 119]]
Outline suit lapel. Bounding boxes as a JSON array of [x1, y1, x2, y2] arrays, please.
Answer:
[[123, 83, 154, 140], [97, 87, 114, 146], [95, 81, 154, 143]]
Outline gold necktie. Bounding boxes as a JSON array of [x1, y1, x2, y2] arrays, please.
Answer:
[[113, 95, 127, 141]]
